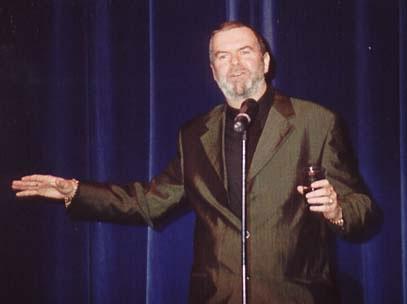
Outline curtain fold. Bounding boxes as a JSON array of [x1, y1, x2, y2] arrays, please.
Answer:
[[401, 0, 407, 301]]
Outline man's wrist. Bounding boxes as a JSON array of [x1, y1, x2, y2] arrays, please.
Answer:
[[327, 206, 344, 228], [64, 179, 79, 208]]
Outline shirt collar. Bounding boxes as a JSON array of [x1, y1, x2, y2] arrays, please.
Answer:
[[225, 86, 274, 124]]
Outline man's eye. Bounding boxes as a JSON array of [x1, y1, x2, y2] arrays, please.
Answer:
[[217, 54, 228, 60], [241, 49, 251, 55]]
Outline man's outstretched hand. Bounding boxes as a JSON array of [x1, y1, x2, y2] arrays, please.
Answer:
[[12, 175, 76, 201]]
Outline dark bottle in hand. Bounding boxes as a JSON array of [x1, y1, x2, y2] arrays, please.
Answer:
[[302, 165, 325, 195]]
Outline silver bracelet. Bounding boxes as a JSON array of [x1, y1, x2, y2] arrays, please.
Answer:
[[64, 179, 79, 208], [328, 206, 344, 228], [329, 217, 344, 227]]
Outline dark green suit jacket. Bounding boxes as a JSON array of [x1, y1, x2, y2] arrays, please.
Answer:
[[69, 91, 378, 303]]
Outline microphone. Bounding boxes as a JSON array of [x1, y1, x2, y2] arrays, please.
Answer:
[[233, 98, 259, 133]]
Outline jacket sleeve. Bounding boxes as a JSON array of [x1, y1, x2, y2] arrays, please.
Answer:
[[321, 115, 382, 240], [67, 132, 186, 227]]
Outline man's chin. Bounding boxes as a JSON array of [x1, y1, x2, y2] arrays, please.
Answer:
[[226, 83, 248, 96], [225, 93, 250, 104], [232, 87, 251, 99], [217, 82, 252, 100]]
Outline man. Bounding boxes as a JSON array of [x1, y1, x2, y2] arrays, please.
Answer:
[[12, 21, 378, 303]]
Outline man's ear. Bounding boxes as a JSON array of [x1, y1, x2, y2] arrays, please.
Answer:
[[210, 64, 218, 82], [263, 52, 271, 74]]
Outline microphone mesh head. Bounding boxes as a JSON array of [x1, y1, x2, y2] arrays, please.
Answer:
[[233, 98, 259, 133], [240, 99, 259, 118]]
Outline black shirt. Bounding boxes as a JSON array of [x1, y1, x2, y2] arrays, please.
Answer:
[[224, 87, 274, 218]]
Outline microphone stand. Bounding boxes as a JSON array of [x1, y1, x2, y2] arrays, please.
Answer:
[[234, 98, 258, 304], [240, 130, 248, 304]]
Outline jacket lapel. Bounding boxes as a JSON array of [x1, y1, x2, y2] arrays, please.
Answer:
[[199, 106, 241, 229], [199, 106, 225, 186], [248, 92, 295, 180]]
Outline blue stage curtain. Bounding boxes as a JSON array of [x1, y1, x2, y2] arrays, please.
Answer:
[[0, 0, 405, 303], [400, 0, 407, 301]]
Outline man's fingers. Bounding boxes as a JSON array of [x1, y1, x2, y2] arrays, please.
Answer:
[[21, 175, 42, 181], [12, 180, 37, 190], [15, 190, 39, 197], [298, 179, 330, 196], [305, 187, 332, 198], [11, 181, 23, 190], [309, 203, 336, 213], [12, 180, 48, 190], [309, 179, 329, 189], [307, 196, 334, 205], [21, 174, 55, 183], [13, 175, 58, 190]]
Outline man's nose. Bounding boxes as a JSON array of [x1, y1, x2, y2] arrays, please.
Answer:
[[231, 54, 240, 65]]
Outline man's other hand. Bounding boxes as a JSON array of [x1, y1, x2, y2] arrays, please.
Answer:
[[12, 175, 76, 201]]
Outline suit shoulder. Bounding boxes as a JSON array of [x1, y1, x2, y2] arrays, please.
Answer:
[[180, 104, 223, 134], [290, 97, 336, 125]]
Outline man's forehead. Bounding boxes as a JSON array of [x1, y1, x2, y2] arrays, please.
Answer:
[[211, 27, 258, 50]]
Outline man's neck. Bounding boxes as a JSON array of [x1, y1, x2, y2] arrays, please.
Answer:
[[226, 81, 268, 109]]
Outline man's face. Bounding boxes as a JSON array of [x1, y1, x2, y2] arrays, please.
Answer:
[[210, 27, 270, 105]]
